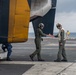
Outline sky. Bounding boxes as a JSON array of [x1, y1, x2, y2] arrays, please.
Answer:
[[54, 0, 76, 32], [29, 0, 76, 33]]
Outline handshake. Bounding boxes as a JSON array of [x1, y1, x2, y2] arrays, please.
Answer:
[[46, 34, 55, 38]]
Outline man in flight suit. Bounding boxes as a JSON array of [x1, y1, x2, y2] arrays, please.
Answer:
[[30, 23, 47, 61], [54, 23, 67, 62], [2, 43, 12, 61]]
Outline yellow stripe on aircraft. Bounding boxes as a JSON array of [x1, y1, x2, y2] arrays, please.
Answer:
[[8, 0, 30, 43]]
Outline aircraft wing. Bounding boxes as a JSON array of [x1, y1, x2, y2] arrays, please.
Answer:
[[0, 0, 57, 43], [31, 0, 57, 35], [31, 0, 52, 20]]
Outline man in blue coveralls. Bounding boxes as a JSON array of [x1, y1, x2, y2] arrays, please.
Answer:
[[1, 43, 12, 61]]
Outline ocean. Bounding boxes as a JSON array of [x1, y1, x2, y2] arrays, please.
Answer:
[[28, 32, 76, 38]]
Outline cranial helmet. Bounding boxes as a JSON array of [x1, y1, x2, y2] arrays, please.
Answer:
[[38, 23, 44, 28]]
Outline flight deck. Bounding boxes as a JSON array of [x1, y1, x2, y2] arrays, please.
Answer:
[[0, 38, 76, 75]]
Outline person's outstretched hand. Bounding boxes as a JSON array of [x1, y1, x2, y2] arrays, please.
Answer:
[[47, 34, 55, 38]]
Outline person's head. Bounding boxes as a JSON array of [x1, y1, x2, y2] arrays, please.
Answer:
[[38, 23, 44, 29], [56, 23, 62, 30]]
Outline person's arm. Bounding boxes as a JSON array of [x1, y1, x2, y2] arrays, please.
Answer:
[[39, 29, 46, 37]]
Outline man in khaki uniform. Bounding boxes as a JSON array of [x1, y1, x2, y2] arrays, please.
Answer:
[[30, 23, 47, 61], [54, 23, 67, 62]]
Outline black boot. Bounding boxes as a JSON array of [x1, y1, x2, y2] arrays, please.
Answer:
[[61, 59, 67, 62], [29, 55, 34, 61], [6, 57, 12, 61]]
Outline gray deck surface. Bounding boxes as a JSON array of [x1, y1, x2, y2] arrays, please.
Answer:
[[0, 38, 76, 75]]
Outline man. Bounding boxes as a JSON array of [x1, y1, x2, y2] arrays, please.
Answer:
[[29, 23, 47, 61], [54, 23, 67, 62], [2, 43, 12, 61]]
